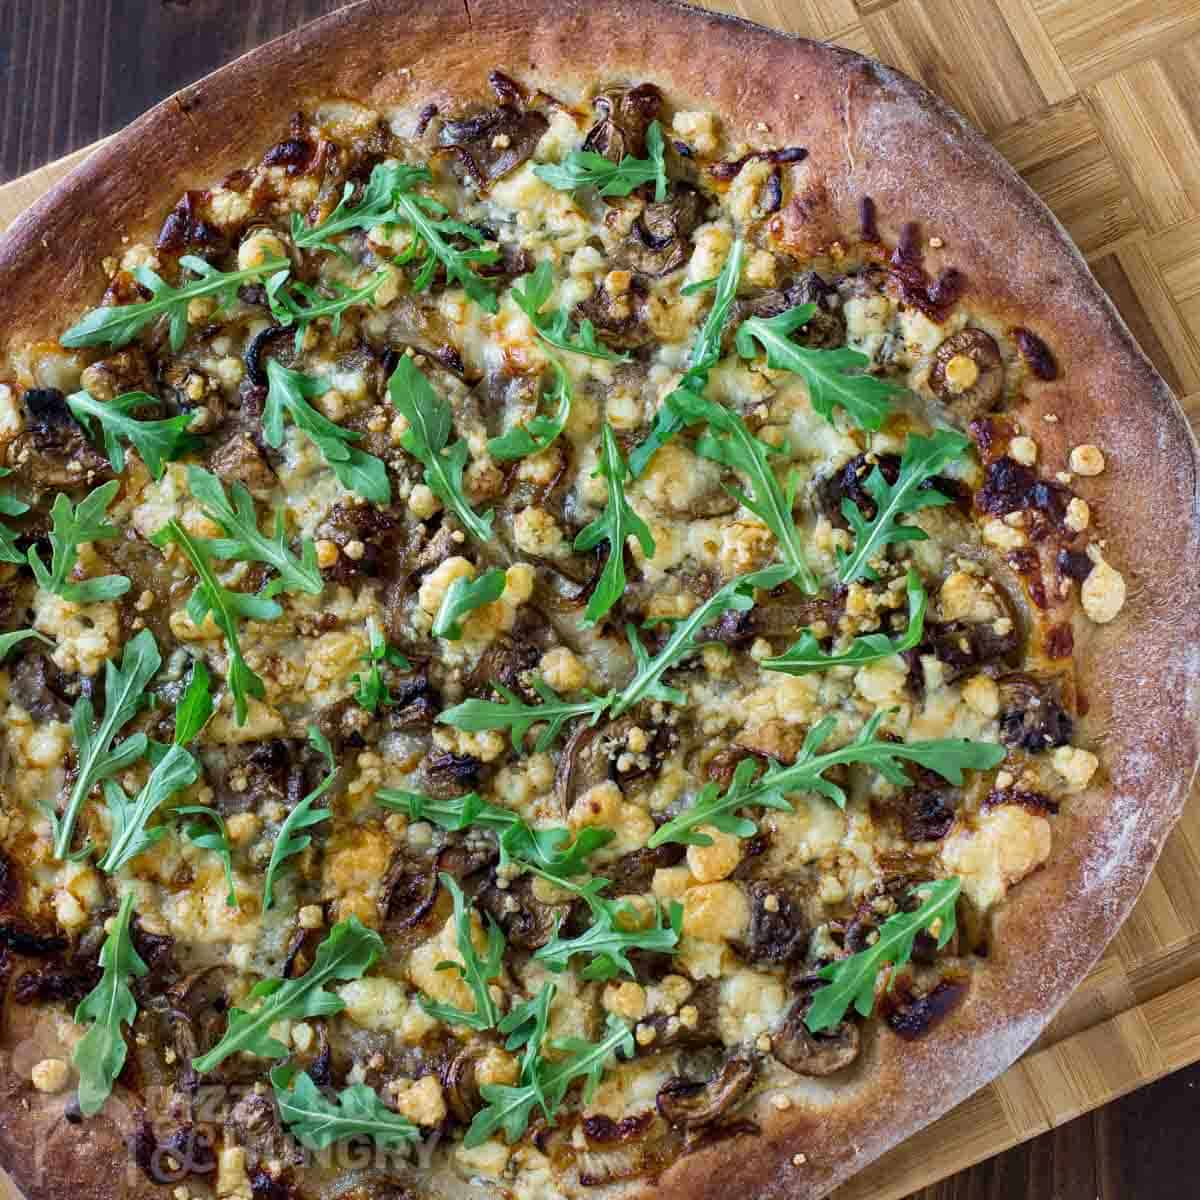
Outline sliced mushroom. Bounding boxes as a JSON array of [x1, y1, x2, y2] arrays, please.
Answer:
[[206, 431, 276, 497], [771, 982, 861, 1076], [929, 328, 1004, 419], [573, 275, 655, 350], [742, 882, 809, 966], [656, 1055, 757, 1127], [732, 271, 846, 352], [582, 83, 662, 162], [379, 850, 440, 929], [439, 103, 549, 183], [477, 875, 569, 951], [10, 386, 111, 488], [604, 843, 686, 896], [997, 672, 1073, 753], [615, 184, 706, 277], [555, 721, 612, 818]]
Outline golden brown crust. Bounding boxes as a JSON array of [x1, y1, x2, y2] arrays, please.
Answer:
[[0, 2, 1197, 1197]]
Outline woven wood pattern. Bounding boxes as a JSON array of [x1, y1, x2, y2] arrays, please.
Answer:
[[0, 3, 1198, 1198]]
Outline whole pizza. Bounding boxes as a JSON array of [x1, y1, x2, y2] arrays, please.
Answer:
[[0, 2, 1196, 1199]]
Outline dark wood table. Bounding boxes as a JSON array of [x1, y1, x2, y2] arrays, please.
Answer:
[[2, 3, 1195, 1197]]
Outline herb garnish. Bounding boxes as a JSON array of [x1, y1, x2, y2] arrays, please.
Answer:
[[763, 569, 927, 675], [498, 981, 556, 1117], [66, 390, 197, 480], [388, 356, 494, 542], [52, 628, 160, 860], [350, 617, 411, 714], [574, 425, 655, 626], [263, 359, 391, 504], [837, 430, 970, 584], [28, 481, 131, 603], [193, 916, 383, 1073], [432, 568, 506, 640], [188, 466, 323, 597], [268, 269, 391, 353], [0, 468, 28, 564], [418, 873, 505, 1031], [176, 806, 237, 908], [271, 1065, 420, 1150], [509, 262, 626, 362], [72, 892, 147, 1116], [0, 628, 51, 659], [262, 727, 337, 911], [534, 119, 668, 201], [488, 360, 573, 461], [806, 878, 961, 1032], [735, 306, 907, 431], [61, 254, 289, 351], [649, 711, 1007, 847]]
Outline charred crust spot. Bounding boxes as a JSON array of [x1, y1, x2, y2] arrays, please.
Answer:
[[156, 191, 227, 256], [859, 195, 879, 242], [983, 787, 1059, 815], [1044, 622, 1075, 659], [260, 137, 317, 174], [708, 145, 807, 181], [1011, 326, 1059, 381]]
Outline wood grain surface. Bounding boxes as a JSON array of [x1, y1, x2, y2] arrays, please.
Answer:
[[3, 3, 1200, 1199]]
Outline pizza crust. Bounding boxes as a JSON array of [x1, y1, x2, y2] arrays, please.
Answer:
[[0, 2, 1196, 1198]]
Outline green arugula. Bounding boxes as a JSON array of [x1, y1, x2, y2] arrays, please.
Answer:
[[61, 253, 289, 351], [509, 262, 626, 362], [387, 356, 494, 542], [151, 519, 279, 727], [439, 675, 613, 755], [268, 269, 390, 353], [0, 468, 29, 565], [66, 390, 197, 480], [173, 660, 214, 745], [735, 306, 907, 431], [376, 789, 612, 880], [680, 275, 719, 295], [670, 390, 817, 593], [176, 805, 238, 908], [466, 1014, 634, 1148], [629, 238, 745, 477], [610, 564, 792, 718], [349, 617, 411, 714], [433, 568, 506, 640], [575, 425, 655, 626], [0, 628, 52, 659], [27, 482, 131, 603], [262, 727, 337, 911], [263, 359, 391, 504], [52, 629, 160, 860], [192, 916, 383, 1072], [764, 569, 928, 676], [498, 981, 556, 1105], [649, 711, 1007, 847], [837, 430, 970, 585], [72, 891, 147, 1116], [418, 873, 505, 1031], [187, 466, 323, 598], [534, 119, 668, 201], [293, 162, 431, 253], [487, 360, 573, 460], [806, 878, 961, 1032], [271, 1065, 420, 1149]]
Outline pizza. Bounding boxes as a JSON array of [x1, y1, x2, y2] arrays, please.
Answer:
[[0, 3, 1196, 1199]]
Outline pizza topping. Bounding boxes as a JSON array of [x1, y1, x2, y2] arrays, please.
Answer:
[[929, 328, 1004, 417], [656, 1053, 756, 1126], [1011, 326, 1059, 381], [1070, 443, 1106, 475], [771, 982, 861, 1076]]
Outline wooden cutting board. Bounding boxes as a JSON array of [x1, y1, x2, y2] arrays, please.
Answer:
[[2, 2, 1200, 1197]]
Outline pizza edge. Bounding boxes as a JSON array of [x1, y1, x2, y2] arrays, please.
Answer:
[[0, 2, 1195, 1198]]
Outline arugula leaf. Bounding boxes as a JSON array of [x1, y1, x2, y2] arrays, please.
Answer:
[[670, 390, 817, 593], [807, 878, 961, 1033], [433, 568, 506, 640], [681, 275, 719, 295], [263, 727, 337, 911], [837, 430, 970, 585], [534, 887, 682, 982], [151, 519, 279, 727], [72, 892, 147, 1116], [66, 390, 197, 480], [735, 306, 907, 431], [349, 617, 411, 714], [439, 675, 613, 755], [193, 916, 383, 1072], [176, 805, 238, 908], [0, 628, 52, 659], [62, 254, 290, 351], [27, 482, 130, 604], [418, 873, 505, 1031], [648, 711, 1007, 847], [488, 360, 573, 460], [263, 359, 391, 504], [466, 1014, 634, 1148], [187, 466, 323, 597], [269, 270, 390, 353], [53, 629, 161, 860], [764, 569, 928, 676], [500, 981, 555, 1072], [271, 1065, 420, 1149], [293, 162, 432, 253], [508, 262, 626, 362], [610, 564, 791, 718], [387, 357, 493, 542], [629, 238, 745, 477], [575, 426, 655, 626], [0, 468, 29, 565], [174, 660, 214, 745], [376, 789, 612, 879], [534, 119, 668, 201]]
